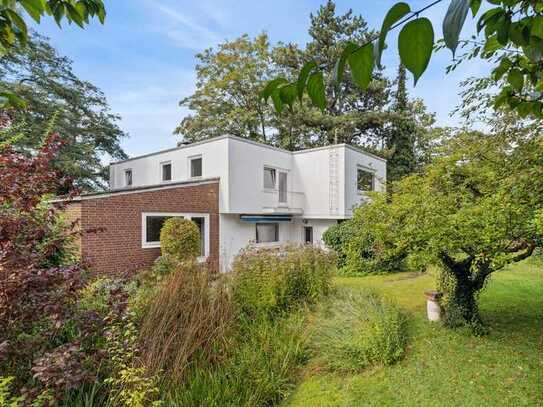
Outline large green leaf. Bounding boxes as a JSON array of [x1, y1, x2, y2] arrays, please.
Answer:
[[271, 88, 283, 114], [443, 0, 470, 56], [347, 43, 374, 91], [377, 2, 410, 67], [279, 83, 297, 108], [5, 9, 28, 45], [470, 0, 482, 16], [19, 0, 46, 23], [306, 71, 326, 111], [398, 18, 434, 85], [260, 77, 287, 101], [334, 41, 358, 86], [532, 16, 543, 39], [297, 60, 317, 102], [508, 69, 523, 92]]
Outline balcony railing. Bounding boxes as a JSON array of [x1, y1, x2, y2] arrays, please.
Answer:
[[261, 189, 305, 214]]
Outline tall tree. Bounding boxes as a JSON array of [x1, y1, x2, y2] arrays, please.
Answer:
[[0, 33, 126, 191], [384, 64, 416, 182], [176, 1, 404, 152], [176, 34, 275, 144], [301, 0, 392, 147]]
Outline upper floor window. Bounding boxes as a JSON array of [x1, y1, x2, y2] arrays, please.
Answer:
[[161, 162, 172, 182], [124, 169, 132, 187], [263, 167, 276, 189], [190, 156, 202, 178], [357, 168, 374, 192]]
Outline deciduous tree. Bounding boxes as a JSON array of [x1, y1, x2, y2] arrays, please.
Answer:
[[346, 130, 543, 332], [0, 33, 127, 191]]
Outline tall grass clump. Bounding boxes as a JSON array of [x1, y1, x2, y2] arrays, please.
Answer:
[[311, 290, 408, 373], [166, 312, 309, 407], [231, 244, 335, 317], [139, 262, 233, 382]]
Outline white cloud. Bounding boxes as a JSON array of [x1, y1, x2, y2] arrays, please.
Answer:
[[147, 1, 224, 50]]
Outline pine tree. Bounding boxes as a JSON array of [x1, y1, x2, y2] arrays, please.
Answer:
[[386, 64, 417, 182]]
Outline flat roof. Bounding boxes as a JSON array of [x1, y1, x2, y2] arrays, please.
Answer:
[[62, 177, 220, 201], [111, 134, 386, 165]]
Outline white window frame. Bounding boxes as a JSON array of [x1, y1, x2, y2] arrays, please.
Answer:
[[141, 212, 210, 261], [160, 161, 172, 183], [188, 155, 203, 179], [124, 168, 133, 187]]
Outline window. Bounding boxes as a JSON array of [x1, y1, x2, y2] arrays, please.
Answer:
[[278, 172, 287, 203], [141, 212, 210, 258], [263, 167, 276, 189], [124, 169, 132, 187], [191, 217, 205, 256], [161, 162, 172, 182], [190, 156, 202, 178], [256, 223, 279, 243], [145, 215, 170, 243], [357, 168, 374, 192], [304, 226, 313, 244]]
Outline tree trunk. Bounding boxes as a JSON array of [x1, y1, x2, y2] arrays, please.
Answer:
[[438, 253, 485, 333]]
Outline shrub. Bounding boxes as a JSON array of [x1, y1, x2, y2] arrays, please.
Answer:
[[322, 220, 356, 267], [159, 217, 200, 262], [231, 244, 335, 317], [343, 193, 407, 275], [167, 312, 309, 406], [311, 290, 408, 373], [139, 262, 233, 382]]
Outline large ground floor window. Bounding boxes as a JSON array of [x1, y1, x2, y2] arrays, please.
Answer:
[[141, 212, 210, 259]]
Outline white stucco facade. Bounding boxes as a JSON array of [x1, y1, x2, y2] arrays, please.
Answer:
[[109, 135, 386, 271]]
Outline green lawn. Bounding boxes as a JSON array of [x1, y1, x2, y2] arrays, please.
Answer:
[[285, 258, 543, 407]]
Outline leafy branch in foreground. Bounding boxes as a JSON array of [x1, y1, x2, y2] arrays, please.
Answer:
[[262, 0, 543, 120], [0, 0, 106, 108]]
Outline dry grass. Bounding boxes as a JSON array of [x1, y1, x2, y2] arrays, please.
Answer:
[[138, 262, 233, 382]]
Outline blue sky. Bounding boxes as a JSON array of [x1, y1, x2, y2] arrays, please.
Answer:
[[34, 0, 486, 158]]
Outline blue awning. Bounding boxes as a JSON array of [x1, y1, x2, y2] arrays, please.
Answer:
[[240, 214, 292, 223]]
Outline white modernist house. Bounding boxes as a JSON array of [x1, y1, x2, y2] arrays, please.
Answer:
[[108, 135, 386, 271]]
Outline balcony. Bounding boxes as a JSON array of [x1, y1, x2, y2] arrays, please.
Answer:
[[261, 189, 305, 215]]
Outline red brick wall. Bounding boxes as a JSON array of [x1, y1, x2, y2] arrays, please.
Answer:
[[72, 182, 219, 276]]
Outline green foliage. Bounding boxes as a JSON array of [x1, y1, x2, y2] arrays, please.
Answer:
[[264, 0, 543, 120], [0, 377, 23, 407], [0, 33, 126, 191], [0, 0, 106, 109], [346, 131, 543, 330], [178, 2, 398, 151], [311, 291, 407, 373], [231, 245, 335, 317], [289, 264, 543, 406], [376, 2, 411, 67], [159, 217, 201, 262], [398, 18, 434, 85], [167, 312, 308, 407], [322, 220, 356, 268], [104, 312, 160, 407]]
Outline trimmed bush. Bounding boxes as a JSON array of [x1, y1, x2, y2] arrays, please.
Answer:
[[159, 217, 200, 262], [322, 220, 356, 268], [231, 244, 335, 317], [311, 290, 408, 373]]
